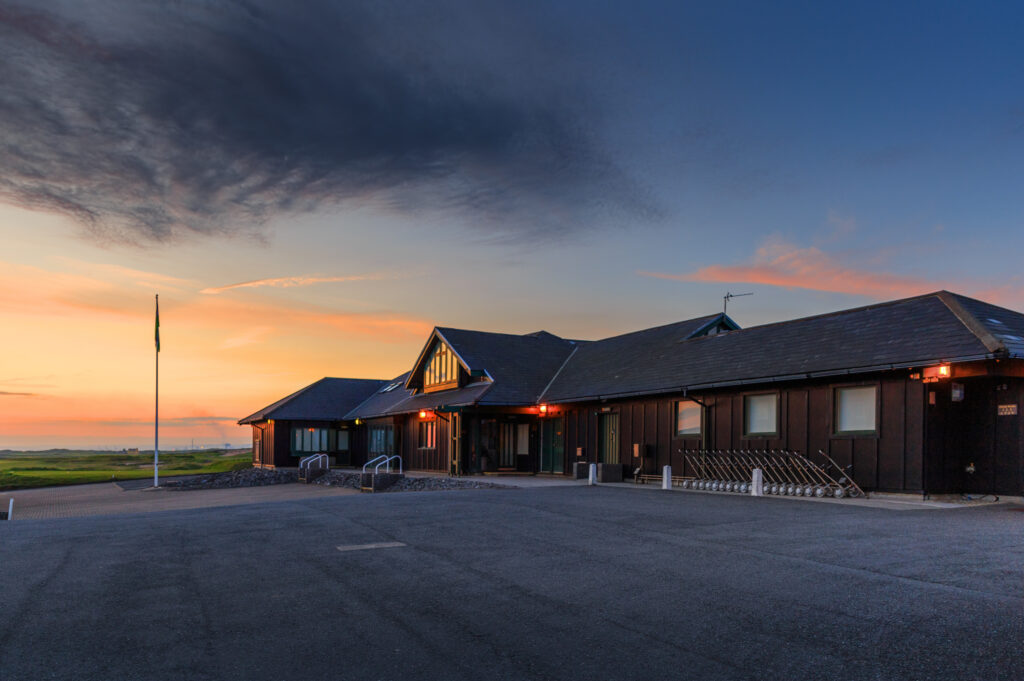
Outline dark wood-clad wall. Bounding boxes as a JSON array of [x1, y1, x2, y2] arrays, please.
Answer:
[[561, 373, 929, 492]]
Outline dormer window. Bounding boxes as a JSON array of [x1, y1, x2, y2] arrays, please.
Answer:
[[424, 342, 460, 391]]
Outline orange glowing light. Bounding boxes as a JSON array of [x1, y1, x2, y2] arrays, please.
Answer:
[[539, 404, 548, 413], [419, 410, 427, 418], [922, 364, 953, 381]]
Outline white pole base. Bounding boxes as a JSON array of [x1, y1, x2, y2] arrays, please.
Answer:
[[662, 465, 671, 490], [751, 469, 764, 496], [588, 463, 597, 486]]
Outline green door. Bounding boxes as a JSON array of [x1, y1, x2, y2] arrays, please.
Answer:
[[598, 413, 619, 464], [540, 418, 565, 473]]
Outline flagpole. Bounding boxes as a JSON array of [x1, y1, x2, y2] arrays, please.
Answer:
[[154, 293, 159, 488]]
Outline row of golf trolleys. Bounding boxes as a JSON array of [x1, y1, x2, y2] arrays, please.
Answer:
[[679, 450, 865, 499]]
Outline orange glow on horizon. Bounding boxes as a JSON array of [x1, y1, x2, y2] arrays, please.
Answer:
[[0, 257, 430, 449]]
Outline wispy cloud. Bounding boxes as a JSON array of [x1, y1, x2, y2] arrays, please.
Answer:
[[54, 258, 193, 290], [201, 275, 378, 295], [639, 240, 946, 300], [0, 391, 35, 397]]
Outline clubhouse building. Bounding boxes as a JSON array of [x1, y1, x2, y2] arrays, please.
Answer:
[[240, 291, 1024, 497]]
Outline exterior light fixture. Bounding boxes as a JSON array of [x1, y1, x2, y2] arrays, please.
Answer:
[[419, 410, 427, 419], [539, 404, 548, 414], [922, 364, 953, 382]]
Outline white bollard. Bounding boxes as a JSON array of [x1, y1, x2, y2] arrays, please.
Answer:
[[588, 463, 597, 486], [6, 498, 13, 520], [751, 469, 764, 496], [662, 465, 671, 490]]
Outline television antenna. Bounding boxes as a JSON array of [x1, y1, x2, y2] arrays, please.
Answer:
[[723, 291, 753, 315]]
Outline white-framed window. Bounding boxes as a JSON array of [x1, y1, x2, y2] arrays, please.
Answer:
[[675, 400, 701, 436], [835, 386, 877, 434], [744, 393, 778, 437]]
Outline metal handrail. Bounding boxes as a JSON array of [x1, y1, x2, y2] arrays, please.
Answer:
[[375, 455, 402, 475], [363, 454, 388, 473], [299, 453, 328, 476]]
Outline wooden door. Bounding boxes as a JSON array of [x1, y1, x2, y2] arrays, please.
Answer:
[[540, 418, 565, 473], [499, 422, 516, 469], [598, 413, 619, 464]]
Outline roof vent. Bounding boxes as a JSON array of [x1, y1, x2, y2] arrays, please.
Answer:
[[988, 318, 1006, 325]]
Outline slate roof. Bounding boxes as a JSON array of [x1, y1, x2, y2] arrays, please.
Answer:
[[433, 327, 578, 405], [541, 291, 1020, 403], [249, 291, 1024, 423], [345, 329, 579, 418], [342, 373, 413, 420], [238, 377, 387, 424]]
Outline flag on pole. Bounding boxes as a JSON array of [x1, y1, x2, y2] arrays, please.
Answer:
[[155, 295, 160, 352]]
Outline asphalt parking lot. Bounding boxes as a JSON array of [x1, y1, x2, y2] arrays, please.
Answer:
[[1, 486, 1022, 681]]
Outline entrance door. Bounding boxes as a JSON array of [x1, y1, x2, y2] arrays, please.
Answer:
[[598, 413, 619, 464], [540, 418, 565, 473], [499, 422, 516, 469]]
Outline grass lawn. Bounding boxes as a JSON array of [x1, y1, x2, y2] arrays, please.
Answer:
[[0, 449, 251, 490]]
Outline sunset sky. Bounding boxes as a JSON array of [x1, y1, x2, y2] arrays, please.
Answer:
[[3, 1, 1024, 449]]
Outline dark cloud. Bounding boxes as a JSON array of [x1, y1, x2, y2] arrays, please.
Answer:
[[0, 0, 650, 243]]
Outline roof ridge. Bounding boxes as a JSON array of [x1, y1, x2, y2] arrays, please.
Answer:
[[590, 313, 722, 344], [935, 291, 1005, 354], [435, 325, 569, 342], [537, 344, 581, 403], [725, 290, 953, 334]]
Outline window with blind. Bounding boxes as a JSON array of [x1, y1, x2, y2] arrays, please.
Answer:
[[675, 400, 701, 436], [835, 386, 877, 434], [743, 394, 778, 437]]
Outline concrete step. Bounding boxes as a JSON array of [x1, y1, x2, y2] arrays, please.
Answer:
[[359, 472, 403, 493]]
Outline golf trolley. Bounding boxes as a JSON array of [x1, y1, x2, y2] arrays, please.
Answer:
[[679, 449, 865, 499]]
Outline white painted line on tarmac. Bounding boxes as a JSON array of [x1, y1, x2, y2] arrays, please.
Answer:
[[336, 542, 407, 552]]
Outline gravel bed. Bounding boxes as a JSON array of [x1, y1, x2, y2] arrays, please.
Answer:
[[313, 470, 512, 492], [161, 468, 297, 490], [159, 468, 511, 492]]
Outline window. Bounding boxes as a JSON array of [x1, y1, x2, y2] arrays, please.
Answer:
[[293, 427, 330, 453], [368, 425, 395, 456], [418, 421, 437, 449], [835, 386, 877, 434], [424, 342, 460, 390], [744, 394, 778, 437], [675, 400, 701, 436], [336, 429, 350, 451]]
